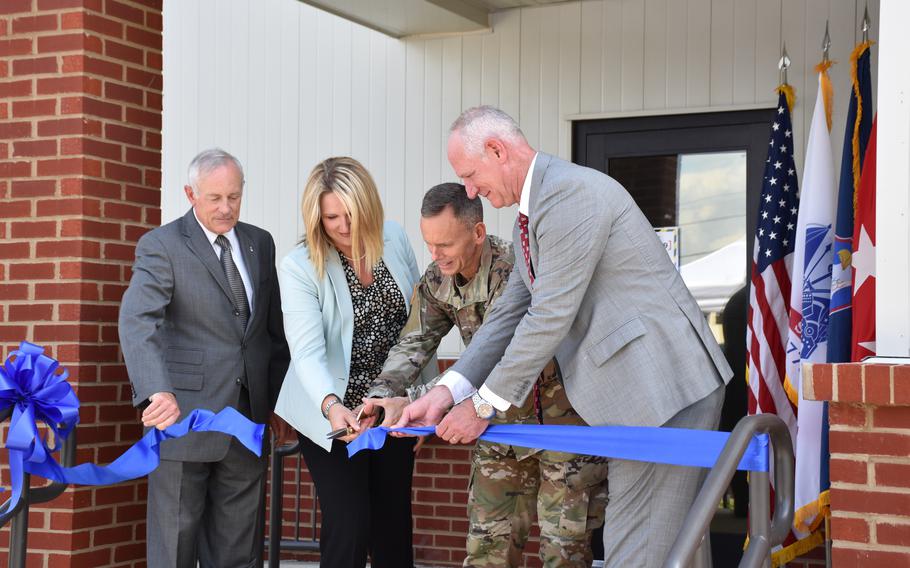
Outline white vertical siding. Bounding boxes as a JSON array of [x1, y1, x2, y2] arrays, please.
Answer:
[[163, 0, 879, 356]]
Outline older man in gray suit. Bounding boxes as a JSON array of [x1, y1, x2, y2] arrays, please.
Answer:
[[397, 107, 732, 567], [119, 148, 290, 568]]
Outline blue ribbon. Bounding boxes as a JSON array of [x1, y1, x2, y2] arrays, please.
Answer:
[[348, 424, 769, 472], [1, 342, 264, 513]]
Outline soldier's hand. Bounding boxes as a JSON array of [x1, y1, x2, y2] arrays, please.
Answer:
[[393, 385, 453, 433], [142, 392, 180, 430], [354, 400, 379, 429], [436, 399, 489, 445], [362, 396, 408, 427]]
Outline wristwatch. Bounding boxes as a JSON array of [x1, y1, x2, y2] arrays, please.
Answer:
[[471, 393, 495, 420]]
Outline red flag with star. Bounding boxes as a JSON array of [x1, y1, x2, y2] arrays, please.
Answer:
[[851, 116, 876, 361]]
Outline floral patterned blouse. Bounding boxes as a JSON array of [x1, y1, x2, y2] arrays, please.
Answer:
[[338, 251, 408, 408]]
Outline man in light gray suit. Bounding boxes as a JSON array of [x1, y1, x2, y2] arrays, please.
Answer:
[[119, 148, 290, 568], [397, 107, 732, 567]]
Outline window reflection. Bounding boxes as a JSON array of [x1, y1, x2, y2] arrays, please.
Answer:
[[609, 151, 748, 352], [608, 151, 747, 318], [678, 152, 747, 265]]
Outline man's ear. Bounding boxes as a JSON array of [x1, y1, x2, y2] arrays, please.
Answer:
[[485, 139, 506, 162], [184, 185, 196, 205], [473, 222, 487, 244]]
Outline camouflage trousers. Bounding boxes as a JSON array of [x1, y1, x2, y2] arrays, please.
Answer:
[[464, 362, 609, 568]]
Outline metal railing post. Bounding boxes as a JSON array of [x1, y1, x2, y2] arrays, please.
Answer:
[[7, 473, 30, 568], [1, 421, 76, 568], [740, 469, 771, 568], [663, 414, 794, 568], [268, 439, 297, 568], [267, 439, 320, 567]]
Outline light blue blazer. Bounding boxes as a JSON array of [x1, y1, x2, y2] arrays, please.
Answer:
[[275, 220, 436, 450]]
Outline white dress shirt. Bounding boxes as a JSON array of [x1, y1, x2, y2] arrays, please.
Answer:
[[439, 152, 538, 411], [193, 209, 254, 312]]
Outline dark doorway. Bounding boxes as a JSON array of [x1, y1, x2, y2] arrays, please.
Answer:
[[574, 108, 776, 564], [573, 109, 775, 264]]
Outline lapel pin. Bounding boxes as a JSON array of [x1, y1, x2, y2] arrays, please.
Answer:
[[249, 245, 254, 254]]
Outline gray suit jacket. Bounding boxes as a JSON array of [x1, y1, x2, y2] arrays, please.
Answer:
[[451, 153, 732, 428], [119, 209, 290, 461]]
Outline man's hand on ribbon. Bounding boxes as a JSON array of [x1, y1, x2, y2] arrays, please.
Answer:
[[358, 396, 431, 453], [142, 392, 180, 430], [393, 385, 453, 433], [436, 399, 489, 445]]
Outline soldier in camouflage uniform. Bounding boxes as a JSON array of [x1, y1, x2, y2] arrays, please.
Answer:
[[364, 183, 608, 568]]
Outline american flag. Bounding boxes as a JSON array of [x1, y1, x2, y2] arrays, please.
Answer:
[[747, 88, 800, 441]]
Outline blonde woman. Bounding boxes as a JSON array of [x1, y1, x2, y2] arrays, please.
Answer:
[[274, 157, 435, 568]]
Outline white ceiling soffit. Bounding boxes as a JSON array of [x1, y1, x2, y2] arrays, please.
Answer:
[[300, 1, 568, 38]]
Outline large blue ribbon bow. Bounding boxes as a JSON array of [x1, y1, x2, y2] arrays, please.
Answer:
[[348, 424, 770, 472], [1, 342, 264, 513]]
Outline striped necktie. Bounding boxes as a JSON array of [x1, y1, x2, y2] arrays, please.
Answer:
[[215, 234, 250, 330], [517, 213, 542, 424]]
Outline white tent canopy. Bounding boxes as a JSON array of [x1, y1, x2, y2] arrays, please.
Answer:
[[680, 238, 747, 314]]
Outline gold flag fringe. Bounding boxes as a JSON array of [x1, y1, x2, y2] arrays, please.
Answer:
[[815, 59, 834, 132], [776, 84, 796, 114]]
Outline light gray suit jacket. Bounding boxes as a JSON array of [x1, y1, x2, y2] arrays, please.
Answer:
[[451, 153, 732, 428], [119, 209, 290, 462]]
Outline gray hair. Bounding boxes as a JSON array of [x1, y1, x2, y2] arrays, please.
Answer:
[[187, 148, 245, 194], [449, 106, 526, 156]]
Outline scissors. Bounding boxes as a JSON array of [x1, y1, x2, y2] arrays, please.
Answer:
[[326, 406, 365, 439]]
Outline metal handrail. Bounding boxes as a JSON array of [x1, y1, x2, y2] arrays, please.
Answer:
[[267, 439, 320, 567], [664, 414, 795, 568], [0, 410, 77, 568]]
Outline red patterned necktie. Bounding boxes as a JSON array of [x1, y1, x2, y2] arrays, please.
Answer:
[[517, 213, 542, 424]]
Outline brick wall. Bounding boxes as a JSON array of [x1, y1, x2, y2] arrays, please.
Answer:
[[0, 0, 162, 566], [805, 361, 910, 565]]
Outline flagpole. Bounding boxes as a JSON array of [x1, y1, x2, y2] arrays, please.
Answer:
[[823, 20, 834, 568], [862, 4, 870, 43], [825, 25, 832, 568], [747, 39, 800, 566]]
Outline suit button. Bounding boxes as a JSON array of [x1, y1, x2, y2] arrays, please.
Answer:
[[235, 377, 242, 385]]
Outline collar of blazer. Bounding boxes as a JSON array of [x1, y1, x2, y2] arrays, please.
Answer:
[[526, 152, 553, 220], [179, 208, 261, 333], [520, 152, 553, 271]]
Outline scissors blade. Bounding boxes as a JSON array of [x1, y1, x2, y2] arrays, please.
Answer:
[[326, 427, 350, 439]]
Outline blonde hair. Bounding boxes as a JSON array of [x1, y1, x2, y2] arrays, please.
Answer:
[[301, 157, 385, 279]]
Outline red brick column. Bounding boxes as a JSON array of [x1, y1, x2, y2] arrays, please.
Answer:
[[0, 0, 161, 566], [804, 362, 910, 565]]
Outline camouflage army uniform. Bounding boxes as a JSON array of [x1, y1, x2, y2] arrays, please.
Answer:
[[369, 235, 609, 568]]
